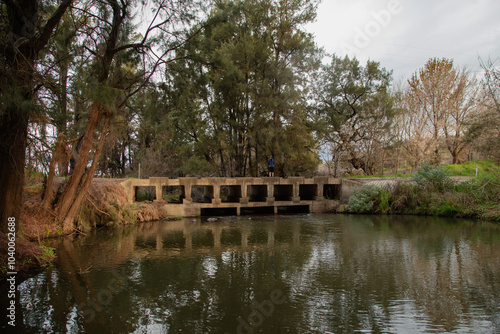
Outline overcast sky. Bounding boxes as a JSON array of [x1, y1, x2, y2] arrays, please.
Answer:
[[305, 0, 500, 82]]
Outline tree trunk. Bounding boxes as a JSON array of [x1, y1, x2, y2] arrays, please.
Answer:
[[41, 133, 69, 210], [61, 116, 111, 232], [0, 0, 73, 234], [0, 110, 29, 234], [56, 103, 105, 232], [57, 61, 70, 176]]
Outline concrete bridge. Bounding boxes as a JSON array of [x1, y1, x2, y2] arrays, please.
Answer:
[[121, 177, 342, 217]]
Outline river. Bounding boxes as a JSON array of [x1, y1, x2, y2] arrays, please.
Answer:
[[4, 214, 500, 333]]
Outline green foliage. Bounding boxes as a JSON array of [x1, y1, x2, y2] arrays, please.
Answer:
[[346, 171, 500, 221], [312, 55, 395, 175], [347, 185, 392, 214], [412, 163, 454, 192], [347, 185, 382, 213], [378, 189, 391, 214], [156, 0, 322, 177], [455, 175, 500, 204], [164, 194, 180, 202], [350, 173, 411, 179], [178, 156, 217, 177], [38, 245, 56, 264], [109, 206, 121, 223], [122, 205, 137, 224]]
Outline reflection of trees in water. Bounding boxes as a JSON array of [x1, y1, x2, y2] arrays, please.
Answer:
[[284, 215, 500, 333], [18, 216, 500, 333], [19, 227, 141, 332]]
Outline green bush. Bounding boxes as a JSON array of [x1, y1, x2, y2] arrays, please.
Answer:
[[457, 175, 499, 201], [341, 163, 499, 221], [412, 163, 454, 193], [378, 188, 391, 214], [347, 185, 382, 213]]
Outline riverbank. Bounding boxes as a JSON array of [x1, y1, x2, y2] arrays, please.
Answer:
[[1, 177, 179, 282], [339, 164, 500, 222]]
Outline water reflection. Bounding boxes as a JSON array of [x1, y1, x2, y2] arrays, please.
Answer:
[[8, 215, 500, 333]]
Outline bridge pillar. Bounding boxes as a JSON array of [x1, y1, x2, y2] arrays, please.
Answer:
[[184, 187, 192, 202], [156, 186, 162, 202], [240, 179, 249, 204], [149, 177, 164, 202], [180, 177, 197, 202], [212, 184, 221, 204]]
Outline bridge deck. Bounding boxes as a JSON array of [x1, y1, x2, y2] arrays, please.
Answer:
[[121, 177, 342, 217]]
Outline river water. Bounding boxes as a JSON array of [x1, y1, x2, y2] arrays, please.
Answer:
[[6, 214, 500, 333]]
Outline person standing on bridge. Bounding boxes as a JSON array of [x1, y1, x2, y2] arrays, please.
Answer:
[[267, 155, 275, 177]]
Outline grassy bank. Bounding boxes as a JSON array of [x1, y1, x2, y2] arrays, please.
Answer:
[[348, 160, 499, 179], [443, 160, 500, 177], [341, 162, 500, 222]]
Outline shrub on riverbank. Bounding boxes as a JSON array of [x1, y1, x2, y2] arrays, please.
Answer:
[[346, 164, 500, 222]]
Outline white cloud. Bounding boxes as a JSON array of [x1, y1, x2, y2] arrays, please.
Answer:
[[306, 0, 500, 80]]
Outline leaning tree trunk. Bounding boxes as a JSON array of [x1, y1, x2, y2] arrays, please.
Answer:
[[61, 116, 111, 232], [55, 103, 110, 232]]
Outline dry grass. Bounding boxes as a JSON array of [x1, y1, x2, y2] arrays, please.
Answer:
[[5, 176, 174, 282]]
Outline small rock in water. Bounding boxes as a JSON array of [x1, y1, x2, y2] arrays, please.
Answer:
[[207, 217, 218, 222]]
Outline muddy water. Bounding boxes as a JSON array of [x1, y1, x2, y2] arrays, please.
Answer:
[[5, 214, 500, 333]]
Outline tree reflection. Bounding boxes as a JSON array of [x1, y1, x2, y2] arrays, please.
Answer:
[[16, 215, 500, 333]]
